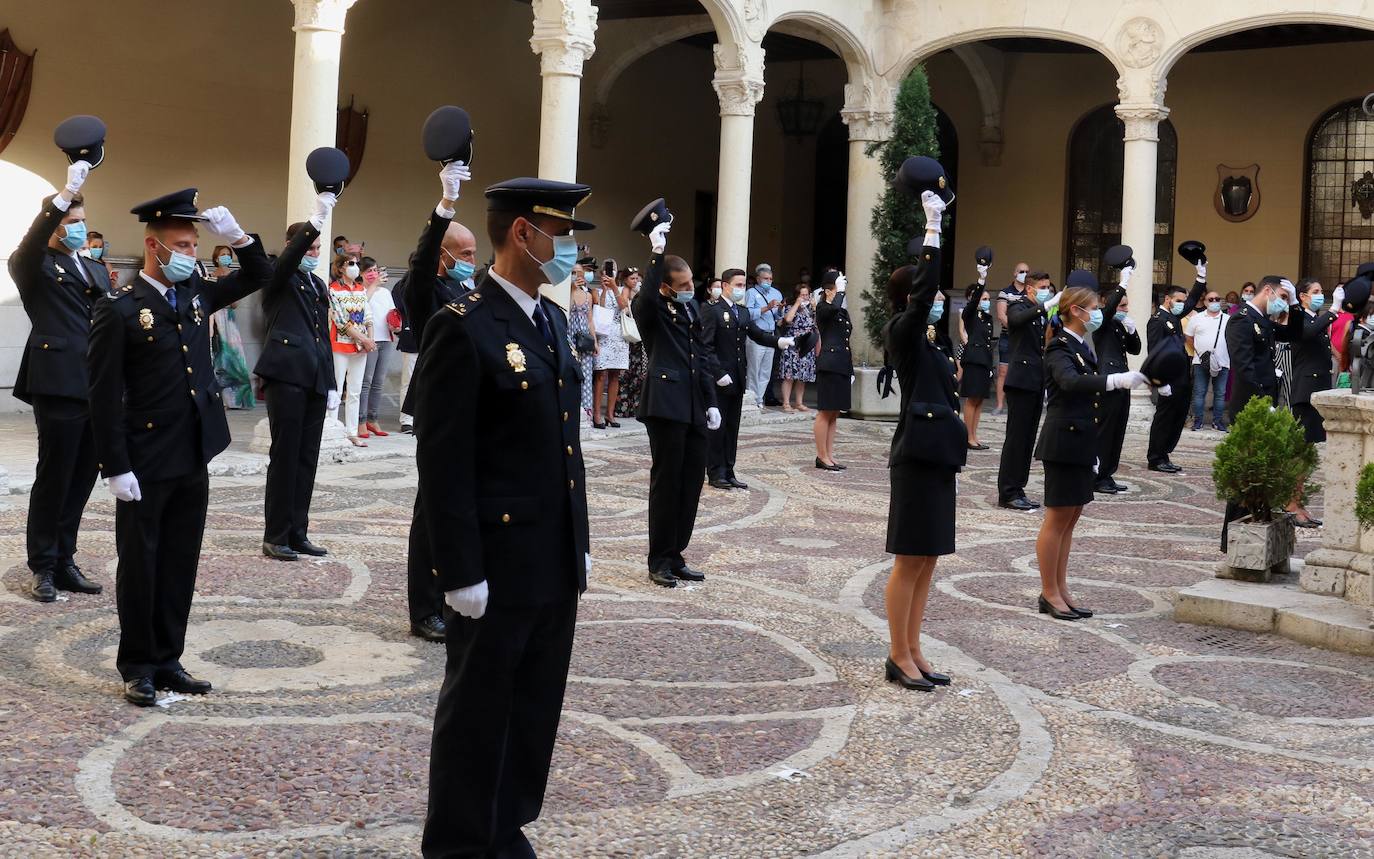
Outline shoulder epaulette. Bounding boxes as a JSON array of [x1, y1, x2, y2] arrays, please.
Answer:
[[444, 290, 486, 318], [111, 284, 134, 299]]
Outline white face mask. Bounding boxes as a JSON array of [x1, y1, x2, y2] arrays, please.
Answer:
[[709, 286, 722, 300], [345, 264, 360, 280], [731, 285, 747, 304], [1015, 271, 1027, 285]]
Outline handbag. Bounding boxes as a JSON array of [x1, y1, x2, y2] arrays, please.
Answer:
[[620, 311, 642, 345], [1198, 315, 1224, 378], [574, 331, 595, 355], [591, 302, 615, 332]]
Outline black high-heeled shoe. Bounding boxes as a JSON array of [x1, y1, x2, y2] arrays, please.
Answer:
[[592, 421, 607, 429], [1066, 603, 1094, 618], [919, 668, 951, 685], [832, 462, 847, 470], [815, 457, 841, 472], [1037, 595, 1079, 621], [885, 658, 936, 691]]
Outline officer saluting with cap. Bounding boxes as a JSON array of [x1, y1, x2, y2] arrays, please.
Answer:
[[414, 178, 591, 858], [88, 188, 288, 707], [1145, 243, 1208, 473]]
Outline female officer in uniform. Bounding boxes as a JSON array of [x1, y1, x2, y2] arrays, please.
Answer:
[[1033, 282, 1147, 621], [959, 258, 995, 450], [813, 269, 852, 469]]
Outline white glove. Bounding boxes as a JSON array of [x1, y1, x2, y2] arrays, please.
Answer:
[[1333, 286, 1346, 311], [777, 336, 795, 349], [705, 407, 722, 430], [327, 389, 341, 412], [1043, 290, 1063, 311], [1105, 371, 1147, 391], [201, 206, 246, 244], [976, 264, 989, 286], [717, 374, 733, 387], [1196, 261, 1207, 282], [649, 221, 671, 254], [308, 192, 337, 231], [65, 160, 91, 195], [835, 274, 847, 293], [1119, 266, 1134, 289], [440, 161, 470, 201], [1120, 315, 1137, 335], [1274, 368, 1283, 378], [445, 580, 489, 619], [920, 190, 945, 232], [108, 472, 142, 502], [1158, 384, 1173, 397], [1279, 279, 1296, 303], [1093, 457, 1099, 475]]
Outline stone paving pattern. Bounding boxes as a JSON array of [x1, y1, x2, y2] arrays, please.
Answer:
[[1, 413, 1372, 857]]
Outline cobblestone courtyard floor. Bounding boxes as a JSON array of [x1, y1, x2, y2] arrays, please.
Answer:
[[1, 413, 1372, 857]]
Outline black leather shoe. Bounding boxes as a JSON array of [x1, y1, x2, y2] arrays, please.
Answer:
[[1094, 479, 1120, 494], [411, 614, 447, 642], [1067, 603, 1094, 618], [885, 658, 936, 691], [400, 424, 414, 435], [608, 420, 622, 428], [832, 462, 848, 470], [1022, 497, 1041, 509], [728, 476, 749, 490], [709, 477, 735, 490], [262, 542, 299, 562], [674, 566, 706, 582], [815, 457, 842, 471], [649, 569, 678, 588], [1109, 479, 1129, 492], [154, 669, 212, 695], [966, 442, 990, 451], [920, 668, 951, 685], [1147, 462, 1178, 473], [1293, 515, 1321, 529], [1164, 460, 1183, 473], [56, 563, 103, 594], [30, 571, 57, 603], [124, 677, 156, 707], [999, 497, 1037, 511], [1037, 594, 1079, 621], [290, 539, 328, 557]]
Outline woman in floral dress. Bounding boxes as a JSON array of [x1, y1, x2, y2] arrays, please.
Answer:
[[779, 284, 817, 412]]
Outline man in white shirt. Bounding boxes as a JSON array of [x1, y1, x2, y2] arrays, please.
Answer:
[[1185, 289, 1230, 431]]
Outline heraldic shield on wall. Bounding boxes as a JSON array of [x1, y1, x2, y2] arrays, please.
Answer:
[[1216, 163, 1261, 222]]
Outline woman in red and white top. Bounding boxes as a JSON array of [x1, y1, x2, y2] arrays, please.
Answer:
[[330, 254, 376, 446]]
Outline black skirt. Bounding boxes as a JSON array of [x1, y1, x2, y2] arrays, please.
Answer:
[[886, 461, 956, 556], [959, 362, 993, 400], [1292, 402, 1327, 444], [816, 370, 852, 412], [1043, 461, 1094, 508]]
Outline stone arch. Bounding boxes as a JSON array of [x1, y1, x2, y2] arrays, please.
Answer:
[[768, 9, 875, 91], [591, 19, 717, 106], [1157, 13, 1374, 77], [893, 27, 1127, 82]]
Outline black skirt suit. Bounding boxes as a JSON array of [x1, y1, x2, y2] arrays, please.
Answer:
[[1289, 308, 1336, 444], [959, 284, 995, 400], [1034, 330, 1109, 508], [884, 245, 968, 557], [815, 292, 854, 411]]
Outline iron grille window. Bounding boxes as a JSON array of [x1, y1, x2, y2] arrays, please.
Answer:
[[1304, 100, 1374, 287], [1065, 105, 1176, 289]]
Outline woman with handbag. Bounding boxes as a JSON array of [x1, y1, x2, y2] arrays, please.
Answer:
[[358, 261, 399, 438], [592, 266, 632, 428], [569, 263, 598, 422]]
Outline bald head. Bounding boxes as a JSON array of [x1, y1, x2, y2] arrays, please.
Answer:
[[438, 221, 477, 277]]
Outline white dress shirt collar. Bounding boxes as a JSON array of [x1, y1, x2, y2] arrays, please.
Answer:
[[139, 271, 174, 304], [489, 268, 539, 322]]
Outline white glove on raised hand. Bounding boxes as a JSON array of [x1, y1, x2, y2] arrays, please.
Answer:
[[976, 264, 989, 286], [705, 407, 722, 430], [445, 580, 489, 619], [1333, 286, 1346, 311], [201, 206, 246, 244], [327, 389, 341, 412], [835, 274, 847, 293], [649, 221, 671, 254], [777, 336, 796, 349], [108, 472, 142, 502], [920, 190, 945, 232], [1043, 290, 1063, 311], [65, 160, 91, 195], [1093, 457, 1100, 476], [1120, 315, 1137, 335], [1119, 266, 1134, 289], [440, 161, 470, 201], [308, 192, 338, 230], [1279, 279, 1296, 303], [1196, 261, 1208, 282], [717, 374, 733, 387], [1105, 371, 1148, 391]]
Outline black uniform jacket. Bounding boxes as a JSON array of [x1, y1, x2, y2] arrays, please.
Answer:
[[815, 292, 854, 375], [960, 284, 995, 368], [1226, 303, 1302, 409], [9, 199, 112, 403], [1092, 287, 1141, 372], [88, 237, 272, 482], [1145, 279, 1208, 387], [1290, 309, 1337, 405], [699, 297, 781, 386], [401, 208, 469, 416], [633, 253, 718, 426], [885, 244, 967, 471], [1004, 293, 1048, 392], [253, 224, 335, 395], [1035, 331, 1108, 467], [414, 277, 589, 604], [393, 275, 417, 353]]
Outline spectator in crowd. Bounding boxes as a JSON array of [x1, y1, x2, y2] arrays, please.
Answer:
[[569, 261, 597, 421], [779, 284, 816, 412], [1231, 282, 1255, 314], [616, 267, 647, 417], [1332, 281, 1354, 377], [1286, 278, 1336, 527], [84, 230, 120, 289], [744, 263, 784, 409], [332, 235, 348, 258], [1184, 288, 1229, 431], [994, 261, 1031, 415], [813, 270, 852, 469], [329, 253, 375, 446], [207, 244, 255, 410], [1223, 289, 1241, 313], [358, 260, 397, 439], [393, 258, 419, 434], [1274, 311, 1294, 409], [592, 264, 631, 428]]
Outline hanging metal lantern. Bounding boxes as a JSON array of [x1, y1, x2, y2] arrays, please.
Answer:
[[776, 61, 824, 140]]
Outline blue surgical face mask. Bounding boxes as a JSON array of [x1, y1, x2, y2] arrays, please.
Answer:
[[155, 240, 197, 284], [1083, 307, 1104, 333], [1309, 295, 1325, 311], [1172, 301, 1186, 315], [527, 224, 577, 285], [299, 254, 320, 273], [59, 219, 87, 251], [449, 259, 475, 282], [928, 302, 945, 324], [584, 270, 596, 285], [1207, 301, 1221, 313], [217, 254, 233, 268], [89, 245, 105, 260], [978, 299, 990, 314], [1035, 288, 1051, 303], [672, 288, 693, 305], [1267, 297, 1288, 317], [1114, 310, 1128, 322]]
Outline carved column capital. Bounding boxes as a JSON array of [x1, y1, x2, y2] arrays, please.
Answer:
[[1115, 102, 1170, 142], [290, 0, 358, 34], [530, 0, 598, 77], [712, 43, 766, 117], [840, 78, 895, 142]]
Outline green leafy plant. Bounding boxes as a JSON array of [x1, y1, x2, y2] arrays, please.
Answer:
[[863, 66, 942, 351], [1356, 463, 1374, 531], [1211, 397, 1319, 522]]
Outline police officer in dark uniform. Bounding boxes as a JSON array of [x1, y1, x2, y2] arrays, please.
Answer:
[[997, 271, 1052, 510], [959, 248, 996, 450], [9, 125, 109, 602], [1092, 282, 1141, 493], [88, 189, 282, 706], [1290, 279, 1337, 444], [1145, 250, 1209, 473], [415, 178, 591, 859], [632, 210, 721, 587], [701, 267, 795, 490]]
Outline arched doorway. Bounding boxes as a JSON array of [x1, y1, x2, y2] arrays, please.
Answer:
[[1303, 99, 1374, 286]]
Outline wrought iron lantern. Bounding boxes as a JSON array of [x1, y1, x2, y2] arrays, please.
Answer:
[[776, 61, 824, 140]]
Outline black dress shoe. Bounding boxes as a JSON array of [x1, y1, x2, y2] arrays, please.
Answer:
[[919, 668, 951, 685], [832, 462, 848, 470], [999, 497, 1037, 512], [1164, 460, 1183, 473], [1094, 479, 1120, 494], [411, 614, 447, 642], [262, 542, 299, 562], [966, 442, 990, 451], [290, 539, 328, 557], [1037, 594, 1079, 621], [815, 457, 841, 471], [1067, 603, 1094, 618], [648, 569, 678, 588], [709, 477, 735, 490], [30, 571, 57, 603], [1109, 479, 1129, 492], [154, 668, 212, 695], [592, 422, 607, 430], [56, 563, 103, 594], [400, 424, 414, 435], [728, 476, 749, 490], [884, 658, 936, 691], [124, 677, 156, 707], [674, 566, 706, 582], [1146, 462, 1178, 473], [1022, 497, 1041, 509]]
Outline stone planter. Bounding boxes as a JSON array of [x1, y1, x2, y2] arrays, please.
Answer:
[[1220, 515, 1296, 582], [848, 366, 900, 420]]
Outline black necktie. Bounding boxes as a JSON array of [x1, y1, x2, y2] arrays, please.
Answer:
[[532, 302, 555, 352]]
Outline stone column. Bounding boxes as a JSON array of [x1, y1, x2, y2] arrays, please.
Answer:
[[1115, 101, 1169, 355], [1301, 391, 1374, 617], [840, 80, 895, 368], [529, 0, 598, 182], [287, 0, 357, 237], [711, 43, 765, 274]]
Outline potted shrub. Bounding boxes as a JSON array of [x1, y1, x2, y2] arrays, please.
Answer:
[[1212, 396, 1318, 581]]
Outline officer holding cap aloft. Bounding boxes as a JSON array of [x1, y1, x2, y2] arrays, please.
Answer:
[[415, 177, 591, 858], [1145, 243, 1208, 473], [1091, 265, 1142, 494], [9, 116, 110, 603]]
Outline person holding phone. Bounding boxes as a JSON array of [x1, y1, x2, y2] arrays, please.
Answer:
[[592, 259, 631, 428], [744, 263, 783, 408]]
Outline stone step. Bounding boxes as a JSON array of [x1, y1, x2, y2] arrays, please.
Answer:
[[1175, 577, 1374, 656]]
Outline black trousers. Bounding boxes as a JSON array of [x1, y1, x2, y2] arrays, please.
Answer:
[[407, 490, 444, 624], [997, 387, 1042, 503], [644, 417, 707, 572], [1147, 377, 1192, 466], [27, 395, 98, 575], [114, 468, 209, 681], [263, 381, 326, 547], [1096, 389, 1130, 480], [708, 385, 744, 480], [423, 598, 577, 859]]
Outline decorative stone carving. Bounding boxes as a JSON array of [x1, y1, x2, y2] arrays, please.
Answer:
[[1115, 103, 1169, 143], [712, 43, 766, 117], [742, 0, 768, 41], [530, 0, 598, 77], [840, 77, 895, 142], [291, 0, 358, 33], [1116, 17, 1163, 69]]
